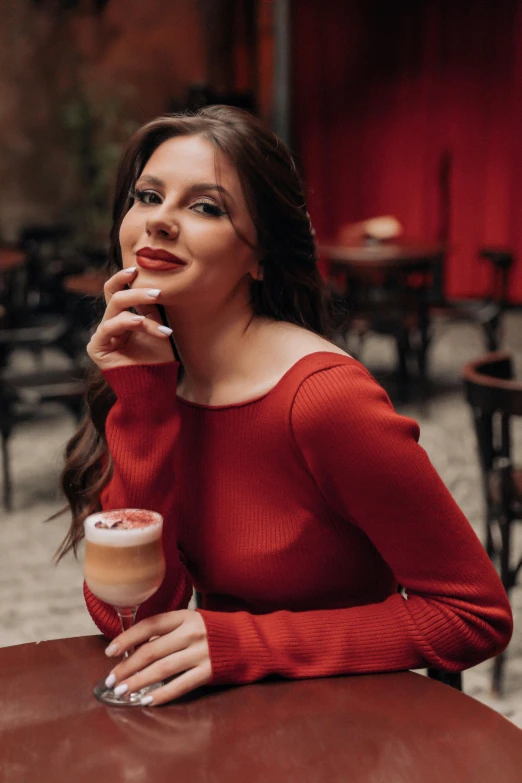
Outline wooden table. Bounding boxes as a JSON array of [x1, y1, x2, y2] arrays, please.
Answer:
[[319, 240, 444, 272], [1, 636, 521, 782], [0, 247, 26, 273], [319, 240, 445, 398], [63, 271, 107, 298]]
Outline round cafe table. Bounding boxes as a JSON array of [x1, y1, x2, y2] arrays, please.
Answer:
[[1, 636, 521, 782], [0, 247, 26, 273], [63, 271, 107, 298], [318, 240, 445, 272], [318, 240, 445, 399]]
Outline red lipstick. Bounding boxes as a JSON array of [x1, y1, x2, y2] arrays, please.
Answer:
[[136, 247, 186, 271]]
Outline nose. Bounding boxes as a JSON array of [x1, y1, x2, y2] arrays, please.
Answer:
[[145, 211, 180, 240]]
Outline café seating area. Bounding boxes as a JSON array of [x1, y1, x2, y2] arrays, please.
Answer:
[[322, 219, 514, 403], [3, 3, 522, 778], [1, 305, 521, 724], [1, 224, 521, 714], [0, 227, 103, 510]]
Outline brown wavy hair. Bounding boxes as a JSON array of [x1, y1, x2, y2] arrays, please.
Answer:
[[56, 104, 333, 560]]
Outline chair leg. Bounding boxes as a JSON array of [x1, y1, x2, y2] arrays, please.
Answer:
[[485, 517, 496, 559], [492, 514, 512, 696], [349, 330, 367, 361], [416, 309, 431, 386], [395, 328, 411, 401], [1, 427, 12, 512], [427, 668, 462, 691], [483, 315, 500, 353], [492, 650, 505, 698]]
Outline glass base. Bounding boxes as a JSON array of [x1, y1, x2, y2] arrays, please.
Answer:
[[93, 678, 164, 707]]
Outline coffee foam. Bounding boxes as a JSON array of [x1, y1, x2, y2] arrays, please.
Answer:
[[84, 509, 163, 547]]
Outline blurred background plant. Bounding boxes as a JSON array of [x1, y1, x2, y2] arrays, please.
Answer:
[[60, 81, 137, 254]]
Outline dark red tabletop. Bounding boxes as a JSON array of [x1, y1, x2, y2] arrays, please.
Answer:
[[0, 247, 26, 272], [318, 240, 445, 272], [63, 272, 107, 297], [1, 636, 521, 782]]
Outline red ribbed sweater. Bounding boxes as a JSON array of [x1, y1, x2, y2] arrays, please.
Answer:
[[84, 352, 512, 685]]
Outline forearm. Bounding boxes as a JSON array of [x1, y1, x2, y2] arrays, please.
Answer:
[[198, 589, 512, 685]]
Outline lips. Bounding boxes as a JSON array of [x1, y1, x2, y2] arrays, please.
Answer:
[[136, 247, 187, 271]]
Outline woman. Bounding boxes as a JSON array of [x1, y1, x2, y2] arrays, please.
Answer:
[[59, 105, 512, 706]]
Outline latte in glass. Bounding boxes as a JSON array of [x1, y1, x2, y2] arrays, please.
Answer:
[[84, 509, 165, 609]]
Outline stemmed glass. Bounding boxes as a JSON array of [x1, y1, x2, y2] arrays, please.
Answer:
[[83, 508, 166, 706]]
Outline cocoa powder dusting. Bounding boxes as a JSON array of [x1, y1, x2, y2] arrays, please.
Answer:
[[93, 510, 160, 530]]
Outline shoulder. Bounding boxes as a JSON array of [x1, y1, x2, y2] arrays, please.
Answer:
[[290, 356, 391, 420], [288, 356, 420, 448]]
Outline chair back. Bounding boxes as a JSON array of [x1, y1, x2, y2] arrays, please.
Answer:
[[462, 352, 522, 475], [462, 352, 522, 694]]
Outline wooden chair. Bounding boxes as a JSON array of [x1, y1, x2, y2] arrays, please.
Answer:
[[0, 365, 87, 511], [430, 247, 514, 352], [462, 352, 522, 694], [426, 668, 462, 690]]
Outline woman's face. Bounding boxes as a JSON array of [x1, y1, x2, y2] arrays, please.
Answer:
[[119, 134, 260, 310]]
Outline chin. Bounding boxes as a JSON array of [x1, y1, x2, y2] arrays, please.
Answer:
[[132, 269, 182, 287], [132, 269, 160, 285], [133, 272, 191, 306]]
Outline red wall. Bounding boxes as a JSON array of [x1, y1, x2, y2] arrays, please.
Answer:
[[292, 0, 522, 302]]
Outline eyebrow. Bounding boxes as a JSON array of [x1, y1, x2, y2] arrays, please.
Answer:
[[136, 175, 234, 203]]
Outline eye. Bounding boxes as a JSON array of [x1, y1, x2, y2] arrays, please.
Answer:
[[190, 199, 227, 218], [131, 188, 162, 206]]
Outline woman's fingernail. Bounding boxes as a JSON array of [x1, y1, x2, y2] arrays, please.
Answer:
[[132, 315, 145, 322], [146, 288, 161, 298], [105, 643, 119, 657], [114, 683, 128, 697], [140, 695, 154, 706], [124, 267, 137, 274], [105, 673, 117, 688], [157, 325, 173, 336]]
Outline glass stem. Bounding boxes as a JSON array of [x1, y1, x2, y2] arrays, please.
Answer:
[[116, 607, 137, 659]]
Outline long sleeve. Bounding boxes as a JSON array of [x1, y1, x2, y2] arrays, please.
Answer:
[[84, 363, 193, 638], [198, 362, 512, 685]]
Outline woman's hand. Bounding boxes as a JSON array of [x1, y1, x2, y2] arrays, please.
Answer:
[[104, 610, 212, 706], [87, 267, 175, 371]]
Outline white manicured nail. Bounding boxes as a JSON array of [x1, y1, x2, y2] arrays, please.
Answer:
[[132, 315, 145, 322], [114, 683, 128, 697], [105, 673, 116, 688], [105, 643, 119, 656], [124, 267, 137, 274], [140, 695, 154, 706], [146, 288, 161, 298], [157, 325, 173, 336]]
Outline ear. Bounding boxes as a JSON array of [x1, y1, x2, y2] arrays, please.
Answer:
[[248, 253, 264, 281], [250, 262, 264, 281]]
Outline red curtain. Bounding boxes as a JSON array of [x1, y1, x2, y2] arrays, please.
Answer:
[[291, 0, 522, 301]]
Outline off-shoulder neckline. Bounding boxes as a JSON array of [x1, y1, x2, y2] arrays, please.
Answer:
[[175, 351, 355, 411]]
